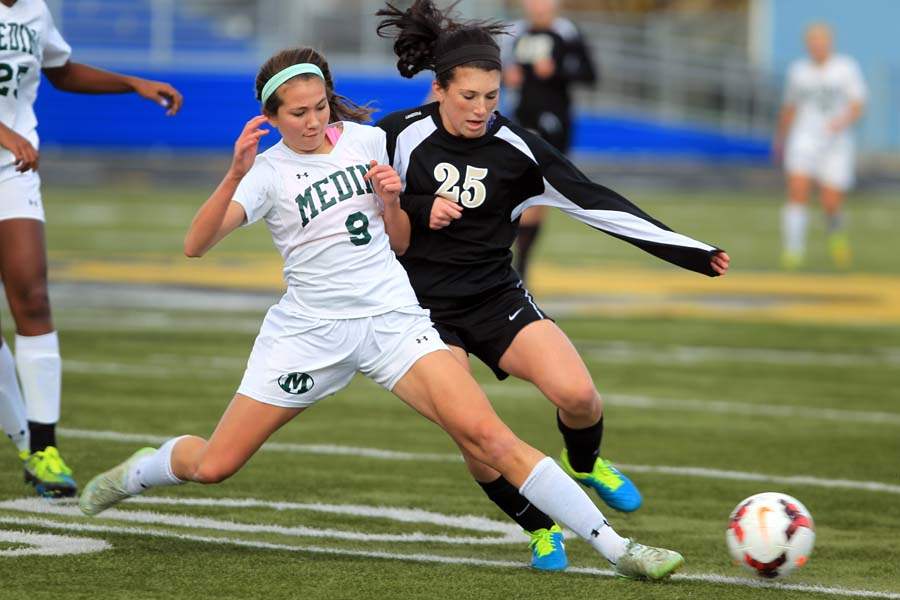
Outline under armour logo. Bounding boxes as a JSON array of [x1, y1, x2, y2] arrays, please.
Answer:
[[590, 519, 610, 537]]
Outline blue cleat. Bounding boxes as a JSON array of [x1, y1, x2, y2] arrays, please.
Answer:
[[528, 524, 568, 571], [560, 449, 642, 512]]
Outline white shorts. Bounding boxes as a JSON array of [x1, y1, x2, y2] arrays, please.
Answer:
[[0, 170, 44, 222], [784, 134, 855, 191], [237, 299, 447, 408]]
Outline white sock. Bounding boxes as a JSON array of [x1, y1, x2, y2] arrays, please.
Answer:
[[0, 340, 29, 453], [782, 203, 809, 256], [125, 436, 187, 494], [15, 332, 61, 424], [519, 456, 628, 563]]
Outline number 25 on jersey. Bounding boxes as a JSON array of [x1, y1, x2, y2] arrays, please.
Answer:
[[433, 162, 488, 208]]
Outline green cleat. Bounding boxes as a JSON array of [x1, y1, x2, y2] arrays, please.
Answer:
[[614, 540, 685, 580], [828, 233, 852, 269], [79, 447, 156, 516], [780, 250, 805, 270], [23, 446, 78, 498]]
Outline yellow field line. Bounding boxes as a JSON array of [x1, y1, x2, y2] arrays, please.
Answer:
[[48, 254, 900, 326]]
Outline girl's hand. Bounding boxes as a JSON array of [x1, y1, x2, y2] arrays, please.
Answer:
[[0, 126, 39, 172], [430, 196, 463, 229], [364, 160, 402, 206], [131, 76, 184, 116], [533, 57, 556, 79], [712, 251, 731, 275], [229, 116, 270, 180]]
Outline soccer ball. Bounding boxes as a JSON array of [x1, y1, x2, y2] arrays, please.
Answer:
[[726, 492, 815, 579]]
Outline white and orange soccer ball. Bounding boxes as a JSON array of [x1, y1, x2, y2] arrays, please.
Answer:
[[726, 492, 815, 579]]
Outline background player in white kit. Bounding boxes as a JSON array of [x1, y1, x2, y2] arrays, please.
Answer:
[[774, 23, 866, 270], [80, 46, 686, 581], [0, 0, 182, 497]]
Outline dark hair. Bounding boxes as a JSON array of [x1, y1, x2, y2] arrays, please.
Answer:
[[255, 47, 374, 123], [376, 0, 507, 88]]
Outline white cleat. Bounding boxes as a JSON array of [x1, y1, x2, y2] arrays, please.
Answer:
[[614, 539, 685, 580], [79, 447, 156, 516]]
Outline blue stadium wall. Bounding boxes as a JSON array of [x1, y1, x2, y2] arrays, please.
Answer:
[[758, 0, 900, 153], [35, 70, 769, 162]]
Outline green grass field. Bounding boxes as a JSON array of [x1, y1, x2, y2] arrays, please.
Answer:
[[0, 182, 898, 600]]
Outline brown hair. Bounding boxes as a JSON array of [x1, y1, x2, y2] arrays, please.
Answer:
[[255, 47, 374, 123], [376, 0, 507, 89]]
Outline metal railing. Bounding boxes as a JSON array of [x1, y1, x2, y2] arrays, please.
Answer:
[[40, 1, 807, 142]]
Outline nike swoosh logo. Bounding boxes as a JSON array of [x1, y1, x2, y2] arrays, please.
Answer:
[[508, 307, 525, 321], [515, 502, 531, 517]]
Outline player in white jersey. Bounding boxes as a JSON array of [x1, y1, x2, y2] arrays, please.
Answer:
[[0, 0, 183, 497], [80, 47, 686, 581], [774, 23, 866, 269]]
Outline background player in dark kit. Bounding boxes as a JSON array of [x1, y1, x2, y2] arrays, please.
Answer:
[[501, 0, 598, 283]]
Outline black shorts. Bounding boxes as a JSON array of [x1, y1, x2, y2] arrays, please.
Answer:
[[423, 283, 551, 380]]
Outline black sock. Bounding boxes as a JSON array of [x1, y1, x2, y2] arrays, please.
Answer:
[[514, 224, 542, 282], [29, 421, 56, 453], [557, 412, 603, 473], [478, 475, 554, 533]]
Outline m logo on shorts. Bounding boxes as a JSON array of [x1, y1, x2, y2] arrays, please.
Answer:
[[278, 372, 314, 395]]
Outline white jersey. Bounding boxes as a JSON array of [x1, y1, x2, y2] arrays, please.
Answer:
[[0, 0, 71, 181], [784, 54, 866, 143], [233, 121, 420, 319]]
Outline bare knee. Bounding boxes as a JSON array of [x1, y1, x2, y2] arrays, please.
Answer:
[[550, 380, 601, 419], [180, 438, 240, 484], [463, 421, 519, 469], [788, 177, 811, 204], [8, 284, 52, 327], [192, 459, 238, 484]]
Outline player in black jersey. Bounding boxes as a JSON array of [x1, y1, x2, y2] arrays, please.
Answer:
[[500, 0, 598, 283], [376, 0, 730, 573]]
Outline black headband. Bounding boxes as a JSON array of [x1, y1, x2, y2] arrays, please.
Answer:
[[434, 44, 501, 74]]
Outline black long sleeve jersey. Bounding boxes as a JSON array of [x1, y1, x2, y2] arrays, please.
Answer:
[[377, 102, 720, 306]]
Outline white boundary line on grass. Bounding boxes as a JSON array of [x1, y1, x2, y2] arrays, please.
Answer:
[[59, 355, 900, 426], [0, 528, 110, 556], [56, 354, 900, 426], [0, 498, 525, 546], [0, 515, 897, 599], [577, 342, 900, 368], [480, 384, 900, 427], [59, 427, 900, 496]]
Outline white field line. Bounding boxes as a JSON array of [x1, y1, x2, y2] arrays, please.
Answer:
[[56, 314, 264, 334], [0, 498, 524, 546], [0, 528, 111, 556], [59, 427, 900, 495], [0, 515, 897, 599], [574, 340, 900, 368], [59, 355, 900, 427], [480, 384, 900, 427], [59, 427, 461, 462]]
